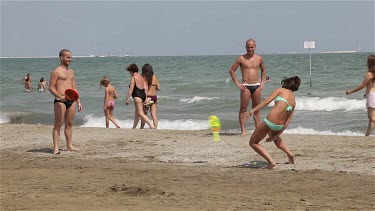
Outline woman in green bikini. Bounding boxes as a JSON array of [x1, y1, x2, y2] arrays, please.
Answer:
[[243, 76, 301, 169]]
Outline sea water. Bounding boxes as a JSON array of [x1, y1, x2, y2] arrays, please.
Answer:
[[1, 53, 373, 136]]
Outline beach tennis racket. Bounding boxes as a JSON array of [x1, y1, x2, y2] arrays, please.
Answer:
[[208, 115, 221, 142], [65, 89, 79, 101]]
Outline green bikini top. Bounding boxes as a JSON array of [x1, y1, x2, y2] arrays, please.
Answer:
[[275, 96, 293, 111]]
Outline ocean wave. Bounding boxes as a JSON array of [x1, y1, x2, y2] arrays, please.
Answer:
[[80, 114, 365, 136], [227, 127, 364, 136], [284, 126, 364, 136], [148, 96, 365, 111], [0, 114, 12, 124], [0, 111, 55, 125], [81, 114, 209, 130], [0, 112, 27, 124], [294, 97, 365, 111], [156, 95, 219, 104], [179, 96, 219, 104]]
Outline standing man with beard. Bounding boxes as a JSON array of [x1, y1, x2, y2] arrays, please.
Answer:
[[229, 39, 266, 136], [49, 49, 82, 155]]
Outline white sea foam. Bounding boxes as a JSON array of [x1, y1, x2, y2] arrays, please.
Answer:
[[80, 114, 365, 136], [179, 96, 219, 104], [81, 114, 209, 130], [161, 96, 364, 111], [268, 97, 366, 112], [80, 115, 133, 128], [0, 114, 11, 124], [284, 126, 364, 136], [296, 97, 365, 111], [157, 119, 209, 130], [0, 112, 23, 124]]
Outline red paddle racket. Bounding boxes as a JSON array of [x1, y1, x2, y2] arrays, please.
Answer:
[[65, 89, 79, 101]]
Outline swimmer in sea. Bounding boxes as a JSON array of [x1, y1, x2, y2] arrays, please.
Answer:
[[38, 77, 47, 92]]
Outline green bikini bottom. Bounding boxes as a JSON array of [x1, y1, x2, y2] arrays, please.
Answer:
[[264, 118, 284, 131]]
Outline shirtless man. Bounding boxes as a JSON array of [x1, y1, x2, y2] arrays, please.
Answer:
[[229, 39, 266, 136], [49, 49, 82, 154]]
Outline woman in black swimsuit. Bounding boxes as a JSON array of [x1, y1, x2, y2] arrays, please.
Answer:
[[125, 63, 155, 129]]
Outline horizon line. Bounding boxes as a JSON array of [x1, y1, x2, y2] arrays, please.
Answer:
[[0, 50, 372, 59]]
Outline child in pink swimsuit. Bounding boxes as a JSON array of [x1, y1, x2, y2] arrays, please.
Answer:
[[100, 77, 121, 128]]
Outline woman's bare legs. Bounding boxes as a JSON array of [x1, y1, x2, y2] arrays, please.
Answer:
[[249, 121, 276, 169], [265, 131, 277, 142], [140, 107, 148, 129], [274, 137, 295, 164], [150, 103, 158, 129], [365, 108, 375, 136], [132, 111, 140, 129], [141, 103, 158, 129], [133, 98, 155, 129]]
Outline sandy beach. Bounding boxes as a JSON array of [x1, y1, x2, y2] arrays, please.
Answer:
[[0, 124, 374, 210]]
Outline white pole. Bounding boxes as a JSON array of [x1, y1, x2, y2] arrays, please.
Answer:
[[309, 48, 312, 87]]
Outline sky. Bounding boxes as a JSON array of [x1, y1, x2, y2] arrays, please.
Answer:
[[1, 0, 374, 57]]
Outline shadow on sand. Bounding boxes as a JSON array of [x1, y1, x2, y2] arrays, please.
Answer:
[[27, 148, 54, 154], [236, 161, 268, 169], [204, 132, 244, 137]]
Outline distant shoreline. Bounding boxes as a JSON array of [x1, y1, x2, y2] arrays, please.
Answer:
[[1, 51, 372, 59]]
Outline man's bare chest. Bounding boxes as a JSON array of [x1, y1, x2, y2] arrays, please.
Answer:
[[240, 59, 260, 69], [58, 71, 73, 81]]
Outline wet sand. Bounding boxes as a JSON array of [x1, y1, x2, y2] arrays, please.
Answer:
[[1, 124, 374, 210]]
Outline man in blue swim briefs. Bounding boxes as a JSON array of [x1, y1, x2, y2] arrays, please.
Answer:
[[49, 49, 82, 155], [229, 39, 266, 136]]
